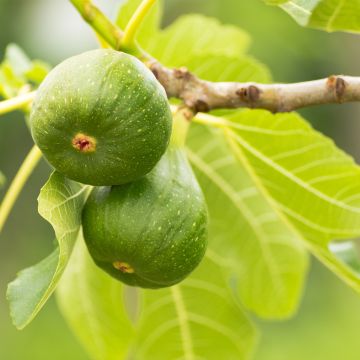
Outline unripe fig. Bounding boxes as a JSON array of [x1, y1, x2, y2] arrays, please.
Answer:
[[30, 49, 172, 185], [82, 146, 208, 288]]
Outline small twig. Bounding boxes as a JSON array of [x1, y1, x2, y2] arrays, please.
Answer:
[[171, 106, 195, 147], [0, 91, 36, 116], [0, 146, 42, 234], [70, 0, 123, 50], [122, 0, 157, 49]]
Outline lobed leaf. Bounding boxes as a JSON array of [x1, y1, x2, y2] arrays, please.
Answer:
[[222, 110, 360, 244], [7, 172, 89, 329], [0, 62, 27, 99], [25, 60, 51, 84], [56, 233, 257, 360], [184, 54, 271, 84], [168, 28, 302, 318], [197, 109, 360, 297], [4, 44, 32, 76], [0, 43, 50, 99], [57, 237, 135, 360], [117, 1, 253, 70], [264, 0, 360, 33], [145, 14, 251, 67], [186, 123, 308, 318], [134, 256, 257, 360]]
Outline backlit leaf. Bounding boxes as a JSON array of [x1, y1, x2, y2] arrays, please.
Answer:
[[7, 172, 89, 329]]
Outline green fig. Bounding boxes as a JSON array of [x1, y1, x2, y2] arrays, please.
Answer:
[[82, 145, 208, 288], [30, 49, 172, 186]]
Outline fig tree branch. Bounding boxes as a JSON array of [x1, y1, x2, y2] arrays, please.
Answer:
[[65, 2, 360, 113], [148, 63, 360, 112]]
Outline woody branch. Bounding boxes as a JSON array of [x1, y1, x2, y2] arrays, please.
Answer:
[[62, 1, 360, 114]]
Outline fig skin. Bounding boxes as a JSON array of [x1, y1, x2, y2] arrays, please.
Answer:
[[82, 146, 208, 289], [30, 49, 172, 186]]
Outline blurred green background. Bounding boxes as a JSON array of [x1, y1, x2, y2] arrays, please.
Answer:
[[1, 0, 360, 359]]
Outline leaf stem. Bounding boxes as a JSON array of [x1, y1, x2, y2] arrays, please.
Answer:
[[122, 0, 157, 49], [171, 106, 194, 147], [0, 146, 42, 234], [0, 91, 36, 116], [69, 0, 124, 49]]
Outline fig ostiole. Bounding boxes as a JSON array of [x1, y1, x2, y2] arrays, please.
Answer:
[[30, 49, 172, 186], [82, 139, 208, 289]]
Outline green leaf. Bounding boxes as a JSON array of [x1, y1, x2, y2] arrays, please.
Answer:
[[186, 123, 308, 318], [146, 15, 251, 67], [56, 236, 135, 360], [162, 22, 301, 318], [221, 110, 360, 244], [184, 54, 271, 83], [264, 0, 360, 33], [196, 110, 360, 297], [117, 4, 251, 61], [4, 43, 32, 76], [134, 256, 257, 359], [7, 172, 89, 329], [144, 14, 266, 119], [25, 60, 51, 84], [116, 0, 162, 47], [0, 44, 30, 98], [0, 43, 51, 99], [0, 62, 27, 98], [57, 233, 257, 360]]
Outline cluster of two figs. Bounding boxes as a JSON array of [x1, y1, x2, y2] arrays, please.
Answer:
[[30, 49, 208, 289]]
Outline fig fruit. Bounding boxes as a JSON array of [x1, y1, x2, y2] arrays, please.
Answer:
[[82, 145, 208, 288], [30, 49, 172, 185]]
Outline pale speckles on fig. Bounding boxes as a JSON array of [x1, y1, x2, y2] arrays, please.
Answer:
[[31, 49, 171, 186]]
